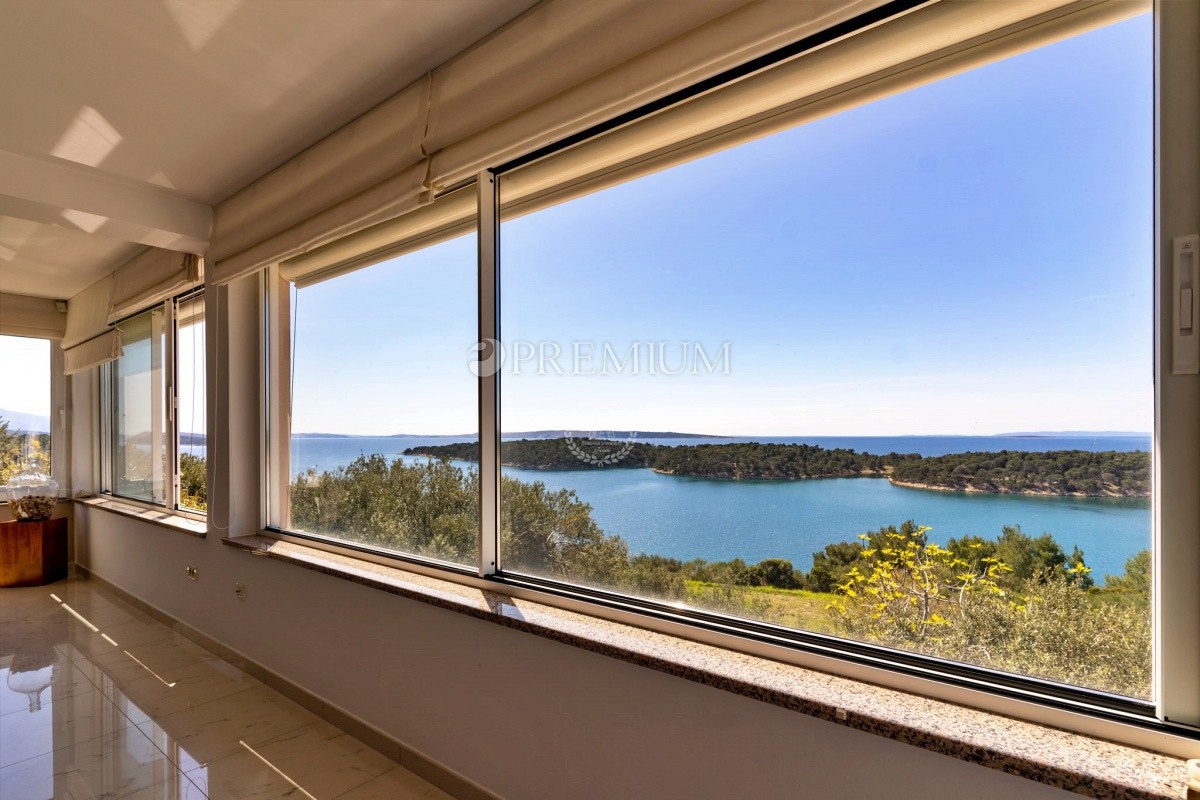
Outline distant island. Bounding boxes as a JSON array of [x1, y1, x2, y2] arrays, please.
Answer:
[[405, 438, 1150, 498], [993, 430, 1150, 438], [292, 430, 723, 440]]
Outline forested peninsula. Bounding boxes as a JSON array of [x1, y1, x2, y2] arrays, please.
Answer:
[[404, 438, 1150, 497]]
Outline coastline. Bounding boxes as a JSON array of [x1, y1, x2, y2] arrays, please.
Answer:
[[886, 478, 1148, 499]]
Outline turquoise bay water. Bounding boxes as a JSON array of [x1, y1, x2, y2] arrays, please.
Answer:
[[279, 434, 1151, 581]]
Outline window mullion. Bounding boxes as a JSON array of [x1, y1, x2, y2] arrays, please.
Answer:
[[478, 170, 500, 577]]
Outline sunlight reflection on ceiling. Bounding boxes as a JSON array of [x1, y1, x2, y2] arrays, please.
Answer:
[[50, 106, 122, 168], [60, 209, 109, 234], [164, 0, 242, 51]]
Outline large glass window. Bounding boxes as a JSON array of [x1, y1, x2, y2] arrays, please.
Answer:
[[265, 5, 1188, 728], [111, 308, 168, 505], [103, 292, 207, 514], [488, 15, 1153, 698], [279, 227, 479, 567], [0, 335, 52, 484], [176, 295, 207, 512]]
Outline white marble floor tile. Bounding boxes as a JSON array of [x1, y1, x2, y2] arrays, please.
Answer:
[[123, 773, 209, 800], [138, 684, 321, 766], [0, 681, 141, 768], [0, 726, 186, 800], [331, 766, 455, 800], [186, 719, 396, 800], [101, 656, 262, 721], [1, 649, 106, 718], [87, 635, 222, 687], [4, 576, 457, 800]]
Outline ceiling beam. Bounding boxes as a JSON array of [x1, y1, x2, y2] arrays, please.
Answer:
[[0, 149, 212, 253]]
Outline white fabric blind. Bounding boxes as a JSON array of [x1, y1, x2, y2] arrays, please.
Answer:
[[62, 274, 114, 350], [0, 293, 66, 340], [108, 249, 201, 324], [63, 329, 121, 375], [210, 160, 428, 287], [425, 0, 888, 190], [208, 0, 881, 287], [280, 0, 1139, 288], [279, 187, 476, 287], [62, 273, 120, 372], [207, 77, 431, 286]]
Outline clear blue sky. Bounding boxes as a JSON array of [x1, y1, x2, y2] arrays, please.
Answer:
[[293, 14, 1152, 437]]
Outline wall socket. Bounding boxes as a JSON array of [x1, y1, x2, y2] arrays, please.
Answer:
[[234, 582, 246, 600], [186, 565, 198, 581]]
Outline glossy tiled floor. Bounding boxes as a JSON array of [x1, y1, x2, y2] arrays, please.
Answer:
[[0, 575, 454, 800]]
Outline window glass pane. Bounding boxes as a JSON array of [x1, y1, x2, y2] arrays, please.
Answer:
[[492, 16, 1153, 697], [113, 308, 167, 504], [177, 295, 206, 512], [0, 335, 52, 483], [284, 230, 479, 566]]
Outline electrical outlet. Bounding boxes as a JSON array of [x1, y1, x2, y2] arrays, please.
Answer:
[[234, 582, 246, 600], [186, 565, 198, 581]]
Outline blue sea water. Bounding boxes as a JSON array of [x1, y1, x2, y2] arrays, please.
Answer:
[[265, 434, 1153, 581], [178, 435, 1153, 580]]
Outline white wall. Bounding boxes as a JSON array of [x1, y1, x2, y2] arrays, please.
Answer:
[[75, 508, 1075, 800], [68, 272, 1076, 800]]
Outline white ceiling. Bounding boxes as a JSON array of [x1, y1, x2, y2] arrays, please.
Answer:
[[0, 0, 538, 300]]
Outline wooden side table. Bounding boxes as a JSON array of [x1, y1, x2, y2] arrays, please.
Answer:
[[0, 517, 68, 587]]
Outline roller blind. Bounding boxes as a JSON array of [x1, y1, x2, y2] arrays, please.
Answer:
[[282, 0, 1140, 288], [208, 0, 883, 287], [108, 249, 201, 324], [0, 293, 66, 339]]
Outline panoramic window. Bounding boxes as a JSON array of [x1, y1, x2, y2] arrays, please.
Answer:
[[103, 293, 207, 514], [0, 335, 52, 484], [279, 226, 479, 567], [478, 15, 1153, 698]]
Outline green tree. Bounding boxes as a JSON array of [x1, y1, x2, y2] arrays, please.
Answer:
[[179, 453, 207, 511], [1104, 549, 1150, 597], [807, 541, 866, 593], [828, 524, 1011, 645], [739, 558, 803, 590], [0, 418, 49, 485]]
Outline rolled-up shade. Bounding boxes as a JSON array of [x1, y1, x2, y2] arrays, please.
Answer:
[[425, 0, 888, 190], [63, 329, 122, 374], [61, 274, 114, 350], [280, 185, 476, 287], [281, 0, 1140, 288], [0, 293, 66, 339], [108, 249, 201, 324], [209, 0, 881, 286], [206, 72, 431, 287], [209, 159, 430, 287]]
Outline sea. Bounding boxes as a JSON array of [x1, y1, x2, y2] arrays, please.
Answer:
[[189, 434, 1152, 580]]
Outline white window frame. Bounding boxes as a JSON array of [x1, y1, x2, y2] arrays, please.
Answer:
[[260, 0, 1200, 755], [99, 290, 206, 520], [0, 334, 66, 493]]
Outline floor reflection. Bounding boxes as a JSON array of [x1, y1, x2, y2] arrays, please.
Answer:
[[0, 576, 451, 799]]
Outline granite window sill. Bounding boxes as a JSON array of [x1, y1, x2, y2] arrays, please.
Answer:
[[223, 533, 1187, 800], [76, 496, 207, 538]]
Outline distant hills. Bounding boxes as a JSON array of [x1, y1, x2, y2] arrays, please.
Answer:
[[0, 408, 50, 433], [994, 431, 1150, 438], [293, 430, 723, 440]]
